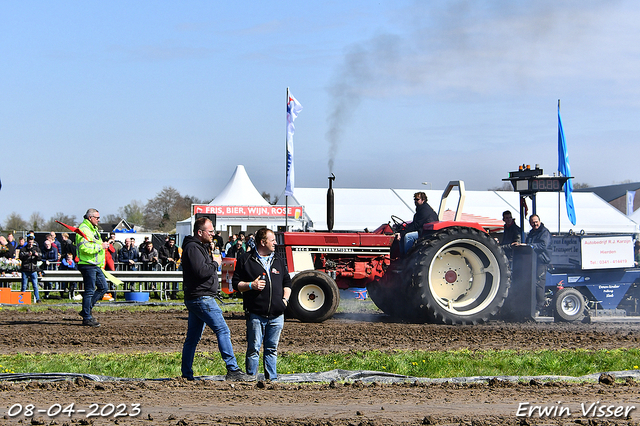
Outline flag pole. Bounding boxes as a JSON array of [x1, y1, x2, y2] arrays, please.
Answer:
[[557, 98, 577, 228], [285, 87, 289, 230], [558, 99, 561, 234]]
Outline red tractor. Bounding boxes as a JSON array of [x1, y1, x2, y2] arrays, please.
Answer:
[[273, 181, 511, 324]]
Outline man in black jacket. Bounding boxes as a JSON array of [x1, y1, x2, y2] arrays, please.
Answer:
[[232, 228, 292, 381], [400, 191, 438, 255], [500, 210, 521, 259], [181, 217, 250, 381], [159, 238, 181, 298], [19, 236, 42, 303]]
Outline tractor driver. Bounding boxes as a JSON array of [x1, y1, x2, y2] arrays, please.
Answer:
[[398, 191, 438, 255]]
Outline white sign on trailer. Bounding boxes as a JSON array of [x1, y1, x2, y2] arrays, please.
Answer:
[[580, 235, 635, 270]]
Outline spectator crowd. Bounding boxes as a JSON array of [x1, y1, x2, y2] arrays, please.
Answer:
[[0, 228, 256, 300]]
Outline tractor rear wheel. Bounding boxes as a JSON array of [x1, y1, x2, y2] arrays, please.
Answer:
[[287, 270, 339, 323], [553, 287, 586, 322], [407, 227, 511, 324]]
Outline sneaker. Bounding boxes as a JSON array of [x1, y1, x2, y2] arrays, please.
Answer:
[[82, 318, 101, 327], [73, 294, 83, 301], [225, 369, 253, 382], [102, 293, 114, 301]]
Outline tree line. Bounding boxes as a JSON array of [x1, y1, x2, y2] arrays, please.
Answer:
[[1, 186, 279, 234]]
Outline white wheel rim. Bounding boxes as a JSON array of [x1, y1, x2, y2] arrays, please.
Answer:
[[561, 294, 582, 316], [297, 284, 326, 312], [427, 238, 501, 317]]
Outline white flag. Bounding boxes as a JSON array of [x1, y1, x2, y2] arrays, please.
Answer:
[[285, 93, 303, 197], [627, 190, 635, 216]]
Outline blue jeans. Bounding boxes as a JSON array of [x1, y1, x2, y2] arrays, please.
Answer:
[[181, 296, 240, 380], [21, 272, 40, 302], [402, 231, 419, 255], [246, 313, 284, 380], [78, 265, 108, 320]]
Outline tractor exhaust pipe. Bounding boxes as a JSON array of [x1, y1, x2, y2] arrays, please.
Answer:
[[327, 173, 335, 232]]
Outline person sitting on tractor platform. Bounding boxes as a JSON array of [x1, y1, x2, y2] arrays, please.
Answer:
[[398, 191, 438, 255]]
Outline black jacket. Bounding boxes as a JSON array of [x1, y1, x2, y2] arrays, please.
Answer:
[[232, 251, 292, 319], [500, 222, 522, 248], [182, 235, 219, 300], [60, 238, 76, 258], [403, 202, 438, 236], [0, 243, 15, 259], [159, 243, 180, 265], [19, 244, 42, 273], [525, 223, 552, 264]]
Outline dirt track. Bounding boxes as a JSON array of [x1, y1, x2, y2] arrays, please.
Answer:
[[1, 306, 640, 425]]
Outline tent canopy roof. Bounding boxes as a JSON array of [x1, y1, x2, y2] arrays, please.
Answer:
[[183, 167, 639, 236], [209, 165, 269, 206], [287, 188, 638, 235], [575, 182, 640, 202]]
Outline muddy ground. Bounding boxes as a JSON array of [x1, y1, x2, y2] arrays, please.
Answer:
[[1, 305, 640, 425]]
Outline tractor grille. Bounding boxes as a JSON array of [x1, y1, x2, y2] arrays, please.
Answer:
[[275, 244, 289, 269]]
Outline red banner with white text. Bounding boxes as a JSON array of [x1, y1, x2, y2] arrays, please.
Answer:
[[193, 205, 303, 219]]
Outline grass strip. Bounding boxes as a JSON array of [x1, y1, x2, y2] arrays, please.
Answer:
[[1, 348, 638, 380]]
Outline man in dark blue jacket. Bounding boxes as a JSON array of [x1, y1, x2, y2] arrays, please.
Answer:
[[181, 217, 250, 382], [521, 214, 552, 315], [232, 228, 291, 381], [117, 238, 138, 271]]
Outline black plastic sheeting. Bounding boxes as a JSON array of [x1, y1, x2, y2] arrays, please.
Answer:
[[1, 369, 639, 384]]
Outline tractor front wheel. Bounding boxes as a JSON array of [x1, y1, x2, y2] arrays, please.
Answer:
[[287, 271, 339, 323]]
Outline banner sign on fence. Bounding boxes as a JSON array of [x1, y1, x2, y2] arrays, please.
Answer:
[[193, 205, 303, 219]]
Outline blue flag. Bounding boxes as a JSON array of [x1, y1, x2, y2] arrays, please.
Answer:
[[285, 92, 303, 197], [558, 105, 576, 225]]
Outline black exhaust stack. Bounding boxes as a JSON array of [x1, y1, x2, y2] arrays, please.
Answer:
[[327, 173, 335, 232]]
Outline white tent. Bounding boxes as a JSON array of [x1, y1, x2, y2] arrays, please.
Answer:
[[630, 207, 640, 224], [177, 166, 639, 244], [290, 188, 639, 235], [176, 165, 302, 244], [210, 165, 270, 206]]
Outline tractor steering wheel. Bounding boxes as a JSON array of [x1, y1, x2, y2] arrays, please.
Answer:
[[390, 215, 407, 232]]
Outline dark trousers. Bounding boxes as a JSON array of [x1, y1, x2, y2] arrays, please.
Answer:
[[535, 262, 547, 310]]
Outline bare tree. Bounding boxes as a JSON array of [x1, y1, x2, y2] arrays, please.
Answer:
[[181, 194, 204, 220], [573, 182, 591, 189], [103, 213, 120, 227], [144, 187, 203, 232], [45, 212, 78, 231], [28, 212, 45, 231], [119, 200, 145, 226], [4, 212, 28, 232], [488, 182, 513, 191]]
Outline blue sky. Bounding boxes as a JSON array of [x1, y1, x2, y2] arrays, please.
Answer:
[[2, 0, 639, 224]]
